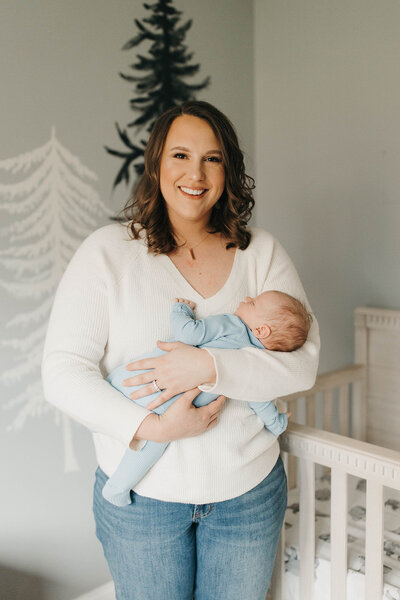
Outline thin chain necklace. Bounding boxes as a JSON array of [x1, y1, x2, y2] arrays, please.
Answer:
[[178, 232, 210, 260]]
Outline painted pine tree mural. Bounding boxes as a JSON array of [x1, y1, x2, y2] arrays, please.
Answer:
[[0, 128, 110, 470], [106, 0, 210, 188]]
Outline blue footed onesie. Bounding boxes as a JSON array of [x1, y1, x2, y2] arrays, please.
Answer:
[[102, 302, 288, 506]]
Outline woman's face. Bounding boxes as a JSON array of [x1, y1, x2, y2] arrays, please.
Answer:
[[159, 115, 225, 229]]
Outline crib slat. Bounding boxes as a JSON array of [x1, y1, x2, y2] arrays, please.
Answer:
[[287, 402, 298, 489], [365, 480, 383, 600], [330, 468, 348, 600], [322, 390, 334, 477], [299, 458, 315, 600], [287, 454, 297, 490], [323, 388, 334, 432], [289, 399, 298, 423], [352, 379, 367, 441], [339, 384, 349, 436], [306, 394, 316, 427]]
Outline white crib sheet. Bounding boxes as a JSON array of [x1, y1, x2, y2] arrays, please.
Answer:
[[284, 474, 400, 600]]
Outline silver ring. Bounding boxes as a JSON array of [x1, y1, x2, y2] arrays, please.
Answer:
[[152, 379, 161, 393]]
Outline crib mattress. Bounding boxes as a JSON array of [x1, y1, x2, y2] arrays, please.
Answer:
[[284, 473, 400, 600]]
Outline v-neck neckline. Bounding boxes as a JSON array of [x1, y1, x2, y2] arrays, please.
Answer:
[[159, 248, 240, 302]]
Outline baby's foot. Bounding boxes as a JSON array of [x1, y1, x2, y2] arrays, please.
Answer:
[[102, 479, 133, 507], [267, 412, 288, 436], [175, 298, 196, 310]]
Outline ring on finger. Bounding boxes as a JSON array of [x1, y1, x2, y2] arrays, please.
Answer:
[[152, 379, 162, 393]]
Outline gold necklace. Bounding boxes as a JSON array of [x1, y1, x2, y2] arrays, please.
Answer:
[[179, 232, 210, 260]]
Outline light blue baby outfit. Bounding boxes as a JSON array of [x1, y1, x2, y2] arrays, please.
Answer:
[[102, 303, 288, 506]]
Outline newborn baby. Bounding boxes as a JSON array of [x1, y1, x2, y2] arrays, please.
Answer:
[[102, 290, 312, 506]]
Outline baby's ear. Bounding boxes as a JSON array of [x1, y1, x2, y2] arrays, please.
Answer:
[[253, 324, 271, 339]]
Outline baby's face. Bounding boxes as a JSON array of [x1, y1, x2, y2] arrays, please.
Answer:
[[234, 291, 281, 331]]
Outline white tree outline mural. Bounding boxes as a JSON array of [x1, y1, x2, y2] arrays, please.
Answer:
[[0, 128, 111, 471]]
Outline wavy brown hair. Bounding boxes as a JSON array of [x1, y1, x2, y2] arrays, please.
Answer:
[[122, 101, 255, 254]]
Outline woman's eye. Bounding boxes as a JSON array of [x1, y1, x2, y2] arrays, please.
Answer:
[[205, 156, 222, 163], [173, 153, 187, 159]]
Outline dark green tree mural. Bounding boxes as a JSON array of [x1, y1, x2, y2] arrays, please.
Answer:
[[106, 0, 210, 189]]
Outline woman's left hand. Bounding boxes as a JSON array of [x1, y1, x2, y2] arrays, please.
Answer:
[[123, 341, 216, 409]]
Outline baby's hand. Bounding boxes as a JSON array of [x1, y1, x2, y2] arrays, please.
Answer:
[[174, 298, 196, 310]]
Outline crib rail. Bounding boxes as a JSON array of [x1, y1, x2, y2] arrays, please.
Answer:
[[279, 363, 366, 435], [270, 422, 400, 600], [281, 364, 365, 403], [277, 364, 366, 490], [281, 422, 400, 495]]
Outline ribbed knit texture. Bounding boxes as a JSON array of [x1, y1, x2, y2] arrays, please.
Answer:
[[42, 223, 320, 503]]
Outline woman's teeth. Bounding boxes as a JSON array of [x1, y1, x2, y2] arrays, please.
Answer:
[[179, 186, 206, 196]]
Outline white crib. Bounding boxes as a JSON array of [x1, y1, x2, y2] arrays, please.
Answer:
[[269, 306, 400, 600]]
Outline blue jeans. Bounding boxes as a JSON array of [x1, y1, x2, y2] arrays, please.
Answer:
[[93, 456, 287, 600]]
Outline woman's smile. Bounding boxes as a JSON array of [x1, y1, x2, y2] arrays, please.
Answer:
[[178, 186, 208, 197]]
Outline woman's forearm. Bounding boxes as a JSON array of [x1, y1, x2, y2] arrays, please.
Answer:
[[130, 390, 226, 447], [199, 335, 319, 402], [131, 413, 163, 446], [199, 348, 216, 385]]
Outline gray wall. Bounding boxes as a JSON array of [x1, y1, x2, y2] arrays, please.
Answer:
[[254, 0, 400, 372], [0, 1, 253, 598]]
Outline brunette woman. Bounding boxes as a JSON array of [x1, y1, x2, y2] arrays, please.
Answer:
[[42, 101, 319, 600]]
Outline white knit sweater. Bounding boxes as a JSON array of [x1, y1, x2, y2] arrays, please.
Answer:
[[42, 224, 320, 503]]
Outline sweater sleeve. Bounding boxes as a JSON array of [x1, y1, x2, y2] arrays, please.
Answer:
[[198, 235, 320, 402], [41, 229, 150, 447]]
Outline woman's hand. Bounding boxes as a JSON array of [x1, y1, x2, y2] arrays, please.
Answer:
[[131, 388, 226, 445], [123, 341, 216, 409]]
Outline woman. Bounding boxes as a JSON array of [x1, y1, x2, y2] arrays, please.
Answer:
[[42, 101, 320, 599]]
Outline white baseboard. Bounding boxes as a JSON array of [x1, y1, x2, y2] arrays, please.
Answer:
[[72, 581, 115, 600]]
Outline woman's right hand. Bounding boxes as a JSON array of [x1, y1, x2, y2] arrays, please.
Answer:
[[130, 389, 226, 446]]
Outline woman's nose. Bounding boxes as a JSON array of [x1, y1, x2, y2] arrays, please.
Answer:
[[188, 160, 205, 181]]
